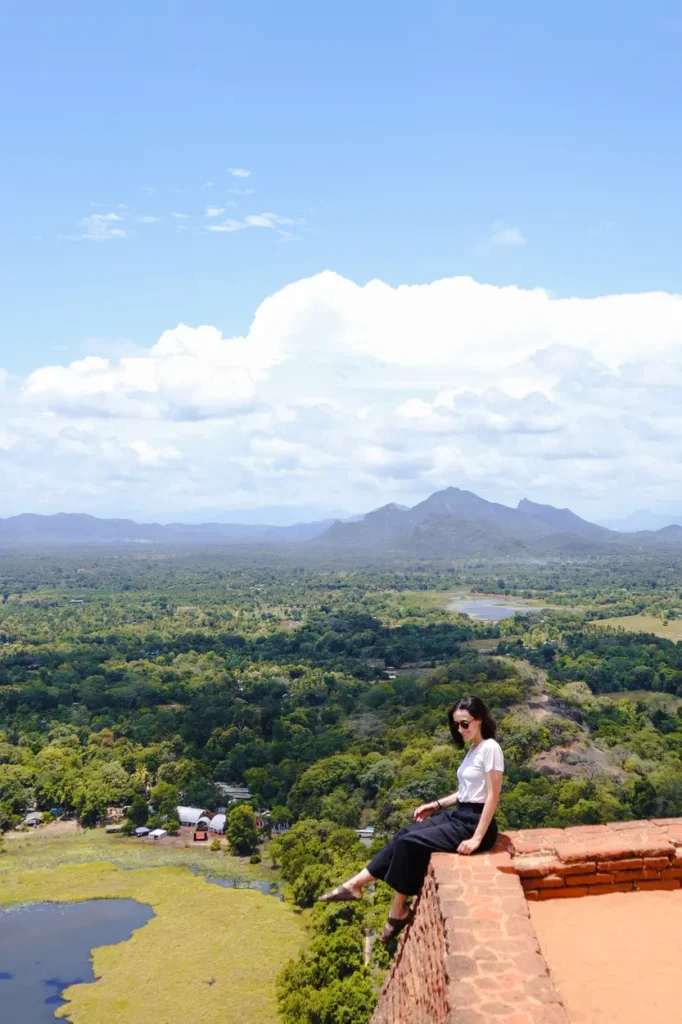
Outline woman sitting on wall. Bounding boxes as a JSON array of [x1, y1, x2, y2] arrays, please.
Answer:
[[319, 696, 504, 942]]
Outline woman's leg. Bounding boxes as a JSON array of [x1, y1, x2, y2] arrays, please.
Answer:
[[341, 866, 375, 895]]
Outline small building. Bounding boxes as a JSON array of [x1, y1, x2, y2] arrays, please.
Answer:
[[356, 826, 375, 840], [214, 783, 252, 803], [176, 806, 211, 827], [23, 812, 43, 827], [134, 826, 150, 837], [149, 828, 168, 840], [209, 813, 226, 834]]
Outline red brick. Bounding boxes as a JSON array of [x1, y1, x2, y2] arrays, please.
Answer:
[[513, 839, 555, 855], [528, 875, 565, 890], [636, 879, 681, 891], [598, 858, 643, 872], [471, 907, 504, 920], [611, 870, 646, 883], [554, 860, 597, 876], [583, 838, 674, 861], [644, 856, 671, 870], [586, 883, 634, 896], [661, 867, 682, 880], [553, 843, 588, 863], [566, 872, 610, 886], [525, 890, 540, 901], [513, 951, 549, 978], [536, 886, 588, 900], [480, 1003, 520, 1017]]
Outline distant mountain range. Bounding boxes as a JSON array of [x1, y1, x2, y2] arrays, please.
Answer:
[[310, 488, 682, 558], [600, 509, 682, 532], [0, 512, 335, 546], [2, 490, 682, 557]]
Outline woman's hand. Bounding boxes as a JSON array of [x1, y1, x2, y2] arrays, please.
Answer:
[[457, 836, 481, 856], [413, 801, 440, 822]]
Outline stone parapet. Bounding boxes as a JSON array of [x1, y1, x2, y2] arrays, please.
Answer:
[[371, 817, 682, 1023]]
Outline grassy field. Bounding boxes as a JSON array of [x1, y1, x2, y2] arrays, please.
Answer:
[[0, 829, 306, 1024], [602, 689, 682, 711], [592, 614, 682, 641], [1, 823, 277, 881]]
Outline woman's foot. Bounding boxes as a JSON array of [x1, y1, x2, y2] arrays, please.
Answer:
[[318, 883, 363, 903], [379, 907, 414, 942]]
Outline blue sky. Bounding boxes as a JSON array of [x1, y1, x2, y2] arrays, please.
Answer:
[[1, 2, 682, 521]]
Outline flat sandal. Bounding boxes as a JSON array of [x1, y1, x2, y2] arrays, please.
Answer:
[[380, 908, 414, 942], [318, 884, 362, 903]]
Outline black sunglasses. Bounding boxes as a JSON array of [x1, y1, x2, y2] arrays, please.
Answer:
[[455, 720, 474, 731]]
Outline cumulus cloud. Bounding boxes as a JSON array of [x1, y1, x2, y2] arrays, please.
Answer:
[[77, 212, 128, 241], [4, 272, 682, 519], [138, 215, 161, 224], [228, 168, 251, 178], [204, 206, 224, 218]]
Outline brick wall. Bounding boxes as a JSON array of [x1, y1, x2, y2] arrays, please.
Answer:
[[510, 818, 682, 901], [371, 816, 682, 1024]]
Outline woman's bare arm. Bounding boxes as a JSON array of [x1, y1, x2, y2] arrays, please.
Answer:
[[413, 790, 459, 821]]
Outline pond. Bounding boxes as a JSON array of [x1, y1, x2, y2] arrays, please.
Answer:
[[0, 899, 154, 1022], [450, 597, 541, 622]]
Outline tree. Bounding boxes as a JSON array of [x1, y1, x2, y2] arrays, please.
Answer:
[[227, 804, 259, 855], [127, 795, 150, 827], [150, 781, 180, 818]]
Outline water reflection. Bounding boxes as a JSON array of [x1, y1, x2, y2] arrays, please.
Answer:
[[452, 598, 541, 622], [189, 868, 281, 898], [0, 899, 154, 1022]]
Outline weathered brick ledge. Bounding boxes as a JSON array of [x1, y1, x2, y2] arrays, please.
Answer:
[[371, 817, 682, 1024]]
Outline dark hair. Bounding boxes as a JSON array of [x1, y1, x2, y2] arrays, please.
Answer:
[[449, 697, 497, 748]]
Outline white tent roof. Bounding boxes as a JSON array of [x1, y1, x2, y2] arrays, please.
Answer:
[[176, 806, 208, 825], [149, 828, 167, 838], [209, 813, 226, 832]]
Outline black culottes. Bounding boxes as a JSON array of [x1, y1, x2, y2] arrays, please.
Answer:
[[366, 802, 498, 896]]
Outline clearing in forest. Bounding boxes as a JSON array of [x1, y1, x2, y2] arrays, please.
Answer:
[[593, 614, 682, 641]]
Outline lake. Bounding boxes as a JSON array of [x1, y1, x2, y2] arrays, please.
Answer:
[[0, 899, 154, 1022], [450, 597, 541, 622]]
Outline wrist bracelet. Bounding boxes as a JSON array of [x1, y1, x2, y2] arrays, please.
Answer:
[[435, 799, 442, 810]]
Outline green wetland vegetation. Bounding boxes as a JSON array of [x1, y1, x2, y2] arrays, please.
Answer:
[[3, 547, 682, 1023]]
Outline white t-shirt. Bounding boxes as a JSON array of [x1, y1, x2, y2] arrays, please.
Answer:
[[456, 738, 504, 804]]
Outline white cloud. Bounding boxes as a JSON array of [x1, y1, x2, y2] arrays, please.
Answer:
[[171, 212, 189, 220], [207, 212, 296, 236], [138, 215, 161, 224], [228, 168, 251, 178], [77, 212, 128, 241], [5, 272, 682, 519], [491, 226, 525, 247], [204, 206, 224, 218], [477, 221, 526, 253]]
